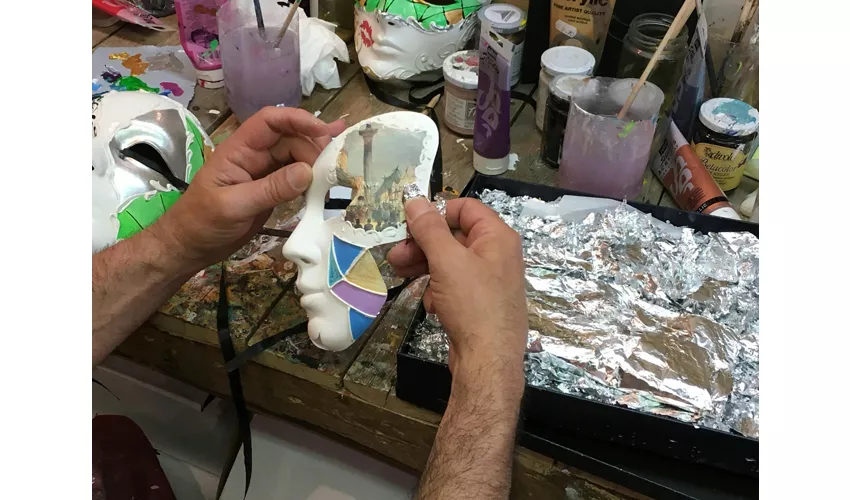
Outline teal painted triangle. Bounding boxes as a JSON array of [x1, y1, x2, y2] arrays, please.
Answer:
[[332, 235, 364, 273], [349, 307, 374, 340], [328, 243, 343, 287]]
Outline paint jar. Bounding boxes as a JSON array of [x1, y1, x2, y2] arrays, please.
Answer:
[[559, 77, 664, 200], [219, 1, 302, 122], [535, 46, 595, 131], [442, 50, 479, 137], [692, 98, 759, 191], [540, 75, 583, 169], [617, 13, 688, 116], [478, 4, 527, 87]]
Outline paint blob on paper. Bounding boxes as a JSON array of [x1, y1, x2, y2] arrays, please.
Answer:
[[92, 45, 196, 108], [160, 82, 184, 96]]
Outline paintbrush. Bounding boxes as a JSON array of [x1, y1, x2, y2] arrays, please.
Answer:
[[253, 0, 266, 38], [617, 0, 695, 120], [274, 0, 302, 49]]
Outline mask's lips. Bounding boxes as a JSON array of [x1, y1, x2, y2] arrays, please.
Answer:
[[121, 144, 190, 192]]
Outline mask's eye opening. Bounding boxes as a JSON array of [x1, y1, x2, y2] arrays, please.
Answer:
[[121, 143, 189, 192], [422, 0, 456, 6]]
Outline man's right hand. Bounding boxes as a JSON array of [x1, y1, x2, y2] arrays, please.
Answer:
[[388, 197, 528, 388]]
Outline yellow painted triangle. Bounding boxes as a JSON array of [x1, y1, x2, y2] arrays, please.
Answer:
[[345, 250, 387, 295]]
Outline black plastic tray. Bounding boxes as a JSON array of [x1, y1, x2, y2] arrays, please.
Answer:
[[396, 175, 759, 499]]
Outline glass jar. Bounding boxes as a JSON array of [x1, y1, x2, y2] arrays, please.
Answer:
[[692, 98, 759, 192], [617, 13, 688, 116], [535, 46, 594, 131], [478, 4, 527, 87]]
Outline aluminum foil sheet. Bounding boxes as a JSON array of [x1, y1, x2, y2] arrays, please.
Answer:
[[409, 189, 759, 438]]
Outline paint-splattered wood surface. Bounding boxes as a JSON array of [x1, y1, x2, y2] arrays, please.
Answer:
[[92, 14, 229, 134], [118, 324, 644, 500], [104, 14, 754, 498]]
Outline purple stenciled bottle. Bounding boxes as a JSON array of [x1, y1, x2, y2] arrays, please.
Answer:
[[473, 24, 516, 176]]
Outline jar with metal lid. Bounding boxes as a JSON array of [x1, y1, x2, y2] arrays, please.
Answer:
[[478, 3, 527, 87], [535, 46, 595, 131], [540, 75, 584, 168], [692, 98, 759, 192], [442, 50, 480, 137], [617, 13, 688, 116]]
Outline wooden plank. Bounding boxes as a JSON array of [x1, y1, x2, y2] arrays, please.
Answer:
[[93, 23, 125, 48], [118, 325, 641, 499], [95, 15, 229, 134], [343, 276, 429, 406]]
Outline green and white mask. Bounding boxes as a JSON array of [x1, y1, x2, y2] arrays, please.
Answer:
[[92, 91, 213, 253], [355, 0, 489, 83]]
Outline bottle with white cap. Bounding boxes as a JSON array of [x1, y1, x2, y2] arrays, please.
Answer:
[[535, 46, 594, 130]]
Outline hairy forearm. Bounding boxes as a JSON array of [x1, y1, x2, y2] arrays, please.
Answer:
[[92, 225, 198, 366], [415, 364, 525, 500]]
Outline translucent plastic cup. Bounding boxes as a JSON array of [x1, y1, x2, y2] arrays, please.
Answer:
[[219, 2, 302, 122], [559, 77, 663, 200]]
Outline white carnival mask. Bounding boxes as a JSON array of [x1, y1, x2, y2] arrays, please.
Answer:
[[92, 91, 214, 253], [355, 0, 488, 83], [282, 111, 438, 351]]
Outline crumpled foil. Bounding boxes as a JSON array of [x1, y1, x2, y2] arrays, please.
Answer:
[[403, 183, 426, 203], [409, 189, 759, 438]]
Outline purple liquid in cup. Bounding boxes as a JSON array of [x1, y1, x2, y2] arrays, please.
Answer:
[[221, 26, 301, 122], [559, 78, 663, 200]]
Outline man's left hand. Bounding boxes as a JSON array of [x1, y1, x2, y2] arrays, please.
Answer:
[[148, 107, 345, 270]]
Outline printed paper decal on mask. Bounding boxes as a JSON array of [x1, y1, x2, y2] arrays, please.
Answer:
[[354, 0, 487, 83], [282, 111, 438, 352], [92, 91, 214, 254]]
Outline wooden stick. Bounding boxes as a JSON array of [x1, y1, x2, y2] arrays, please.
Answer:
[[617, 0, 695, 120], [273, 0, 302, 48], [730, 0, 758, 45], [423, 94, 441, 113]]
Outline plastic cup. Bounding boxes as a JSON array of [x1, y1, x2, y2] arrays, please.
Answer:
[[559, 77, 663, 200], [219, 2, 302, 122]]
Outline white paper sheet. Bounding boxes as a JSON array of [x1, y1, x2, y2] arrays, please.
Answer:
[[92, 45, 196, 108]]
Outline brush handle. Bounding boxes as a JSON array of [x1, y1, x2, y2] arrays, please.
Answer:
[[617, 0, 695, 120], [273, 1, 301, 48]]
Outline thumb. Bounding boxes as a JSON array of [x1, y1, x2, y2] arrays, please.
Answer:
[[405, 198, 460, 262], [229, 162, 312, 215]]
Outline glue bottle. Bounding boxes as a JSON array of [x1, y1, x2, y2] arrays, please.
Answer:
[[651, 120, 740, 220]]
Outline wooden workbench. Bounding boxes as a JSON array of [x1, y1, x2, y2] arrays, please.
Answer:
[[94, 15, 756, 500]]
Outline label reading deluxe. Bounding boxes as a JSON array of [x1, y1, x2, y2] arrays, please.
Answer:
[[692, 142, 748, 190], [444, 91, 476, 132]]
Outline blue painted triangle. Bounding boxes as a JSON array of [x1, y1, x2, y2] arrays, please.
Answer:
[[333, 235, 363, 273], [327, 243, 343, 287], [349, 307, 374, 341]]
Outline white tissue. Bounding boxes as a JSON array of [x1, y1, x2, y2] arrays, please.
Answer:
[[230, 0, 350, 97], [296, 9, 349, 96]]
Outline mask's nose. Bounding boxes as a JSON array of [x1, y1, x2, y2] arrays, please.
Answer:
[[282, 227, 322, 268]]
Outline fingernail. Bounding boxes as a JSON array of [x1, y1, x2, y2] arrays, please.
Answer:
[[405, 197, 431, 223], [286, 163, 312, 191]]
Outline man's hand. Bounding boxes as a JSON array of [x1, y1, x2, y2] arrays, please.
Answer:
[[151, 106, 346, 272], [388, 197, 528, 385], [389, 197, 528, 500], [93, 107, 343, 366]]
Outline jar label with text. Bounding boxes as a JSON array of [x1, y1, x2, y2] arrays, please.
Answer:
[[445, 91, 476, 132], [692, 142, 748, 190]]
